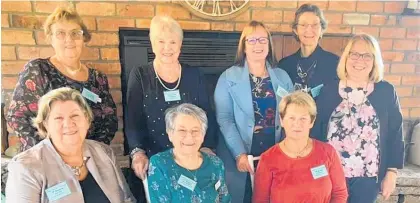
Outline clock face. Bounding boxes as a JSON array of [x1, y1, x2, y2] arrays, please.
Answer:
[[180, 0, 250, 21]]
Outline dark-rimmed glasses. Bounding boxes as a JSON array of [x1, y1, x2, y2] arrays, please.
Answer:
[[245, 37, 269, 45], [349, 52, 374, 61]]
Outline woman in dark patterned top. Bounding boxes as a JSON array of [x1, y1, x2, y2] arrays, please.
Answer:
[[6, 7, 117, 153]]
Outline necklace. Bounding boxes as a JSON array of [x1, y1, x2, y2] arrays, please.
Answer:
[[153, 63, 182, 91], [297, 60, 317, 85], [67, 156, 88, 176], [54, 57, 83, 74], [282, 139, 311, 158], [249, 65, 268, 78], [173, 151, 201, 181]]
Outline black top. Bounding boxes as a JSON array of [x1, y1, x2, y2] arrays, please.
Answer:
[[125, 63, 217, 156], [311, 80, 404, 183], [80, 172, 110, 203], [277, 45, 339, 92]]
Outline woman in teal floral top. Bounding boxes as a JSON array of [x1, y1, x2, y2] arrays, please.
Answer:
[[148, 103, 230, 203]]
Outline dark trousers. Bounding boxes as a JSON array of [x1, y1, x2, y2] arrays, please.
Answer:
[[125, 168, 147, 203], [346, 177, 380, 203]]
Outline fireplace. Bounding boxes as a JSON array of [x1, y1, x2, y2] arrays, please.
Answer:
[[118, 28, 242, 153]]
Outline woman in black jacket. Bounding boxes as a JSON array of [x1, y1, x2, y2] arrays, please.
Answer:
[[278, 4, 339, 96], [312, 34, 404, 203]]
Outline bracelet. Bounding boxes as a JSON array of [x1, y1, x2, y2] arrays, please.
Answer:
[[130, 147, 145, 158], [387, 168, 398, 174], [235, 153, 246, 160]]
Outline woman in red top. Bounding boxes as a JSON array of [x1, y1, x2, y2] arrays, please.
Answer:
[[253, 92, 347, 203]]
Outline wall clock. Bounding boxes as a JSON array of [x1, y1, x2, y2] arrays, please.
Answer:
[[180, 0, 250, 20]]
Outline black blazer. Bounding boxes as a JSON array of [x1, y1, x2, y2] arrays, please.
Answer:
[[311, 80, 404, 183]]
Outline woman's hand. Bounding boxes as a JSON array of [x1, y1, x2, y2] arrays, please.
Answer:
[[236, 154, 253, 174], [131, 152, 149, 180], [381, 170, 397, 200]]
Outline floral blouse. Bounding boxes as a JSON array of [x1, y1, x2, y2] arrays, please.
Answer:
[[327, 82, 380, 178], [249, 74, 276, 156], [6, 58, 118, 152], [148, 149, 231, 203]]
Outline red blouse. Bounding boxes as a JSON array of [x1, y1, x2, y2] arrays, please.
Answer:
[[253, 139, 348, 203]]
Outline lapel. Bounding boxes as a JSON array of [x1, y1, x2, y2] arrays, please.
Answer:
[[83, 143, 115, 202], [225, 62, 255, 121], [266, 64, 282, 103]]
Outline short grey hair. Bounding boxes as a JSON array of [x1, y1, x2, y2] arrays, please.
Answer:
[[32, 87, 93, 138], [292, 4, 328, 42], [164, 103, 208, 135], [149, 15, 183, 43]]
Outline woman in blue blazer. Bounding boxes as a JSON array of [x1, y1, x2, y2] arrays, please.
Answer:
[[214, 21, 293, 203]]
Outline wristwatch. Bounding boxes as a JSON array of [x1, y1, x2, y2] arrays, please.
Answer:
[[130, 147, 146, 159]]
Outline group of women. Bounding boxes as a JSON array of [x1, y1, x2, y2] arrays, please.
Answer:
[[4, 3, 403, 203]]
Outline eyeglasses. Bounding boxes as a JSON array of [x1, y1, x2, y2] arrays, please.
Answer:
[[297, 23, 321, 30], [245, 37, 269, 45], [349, 52, 374, 61], [173, 128, 202, 138], [53, 30, 84, 41]]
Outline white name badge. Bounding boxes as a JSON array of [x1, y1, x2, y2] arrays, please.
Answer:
[[163, 90, 181, 102], [215, 180, 221, 191], [81, 88, 102, 103], [45, 181, 71, 201], [311, 164, 329, 179], [177, 174, 197, 191]]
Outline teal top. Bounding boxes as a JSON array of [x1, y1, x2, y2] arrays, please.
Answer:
[[148, 149, 231, 203]]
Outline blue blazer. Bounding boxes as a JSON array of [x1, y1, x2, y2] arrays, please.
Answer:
[[214, 61, 293, 203]]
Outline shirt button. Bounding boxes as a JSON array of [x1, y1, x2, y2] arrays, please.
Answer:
[[153, 141, 156, 144], [166, 144, 169, 147], [260, 142, 263, 145], [145, 95, 148, 97], [156, 97, 158, 99]]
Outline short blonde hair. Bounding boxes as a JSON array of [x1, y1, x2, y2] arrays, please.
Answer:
[[337, 34, 384, 82], [149, 15, 183, 44], [32, 87, 93, 138], [279, 92, 317, 123], [44, 6, 91, 42], [234, 21, 276, 67]]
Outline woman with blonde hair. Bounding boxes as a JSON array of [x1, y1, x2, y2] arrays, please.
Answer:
[[254, 91, 347, 203], [312, 33, 404, 202], [6, 87, 135, 203], [214, 20, 293, 203], [125, 15, 217, 202], [6, 6, 117, 153]]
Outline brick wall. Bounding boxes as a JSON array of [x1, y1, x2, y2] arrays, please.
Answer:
[[1, 1, 420, 148]]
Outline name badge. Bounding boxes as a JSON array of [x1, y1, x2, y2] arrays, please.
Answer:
[[81, 88, 102, 103], [215, 180, 221, 191], [45, 181, 71, 201], [276, 86, 289, 98], [177, 174, 197, 191], [310, 84, 324, 98], [163, 90, 181, 102], [311, 164, 329, 179]]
